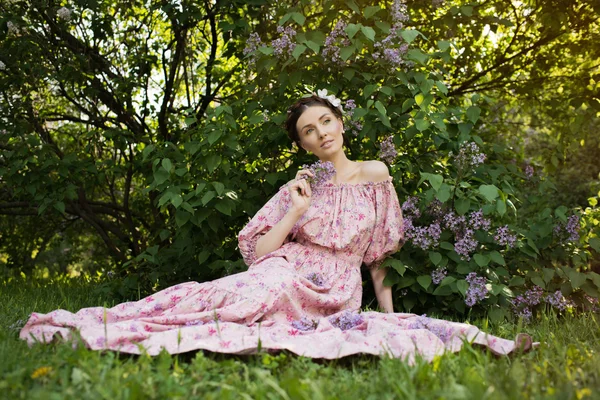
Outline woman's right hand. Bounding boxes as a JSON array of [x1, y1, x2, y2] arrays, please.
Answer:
[[287, 169, 314, 216]]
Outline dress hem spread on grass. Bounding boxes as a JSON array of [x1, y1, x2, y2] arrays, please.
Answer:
[[20, 178, 534, 363]]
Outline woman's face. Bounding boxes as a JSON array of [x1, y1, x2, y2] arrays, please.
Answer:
[[295, 105, 344, 159]]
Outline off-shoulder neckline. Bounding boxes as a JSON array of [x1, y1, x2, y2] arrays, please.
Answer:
[[313, 176, 394, 188]]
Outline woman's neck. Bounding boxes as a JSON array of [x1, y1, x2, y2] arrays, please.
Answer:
[[320, 152, 359, 183]]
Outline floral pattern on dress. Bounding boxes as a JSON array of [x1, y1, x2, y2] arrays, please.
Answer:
[[20, 178, 534, 362]]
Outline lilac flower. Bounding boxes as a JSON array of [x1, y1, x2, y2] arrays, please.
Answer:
[[301, 160, 336, 185], [455, 229, 478, 260], [402, 196, 421, 218], [443, 211, 466, 234], [107, 271, 115, 278], [465, 272, 488, 307], [305, 272, 325, 287], [544, 291, 570, 312], [407, 315, 453, 343], [291, 317, 318, 331], [510, 286, 543, 322], [344, 99, 356, 116], [391, 0, 409, 25], [411, 226, 432, 250], [350, 121, 363, 136], [427, 222, 442, 243], [469, 209, 490, 231], [584, 295, 600, 312], [525, 165, 534, 179], [262, 109, 270, 122], [494, 225, 517, 248], [565, 215, 580, 242], [0, 61, 5, 71], [7, 21, 19, 35], [453, 142, 486, 172], [431, 267, 447, 285], [57, 7, 72, 21], [185, 320, 205, 327], [243, 32, 264, 66], [379, 135, 398, 163], [329, 311, 364, 330], [271, 26, 297, 57], [323, 20, 351, 65], [426, 199, 444, 220]]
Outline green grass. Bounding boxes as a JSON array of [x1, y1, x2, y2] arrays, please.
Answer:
[[1, 278, 599, 400]]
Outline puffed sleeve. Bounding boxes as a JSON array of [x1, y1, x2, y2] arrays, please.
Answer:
[[238, 183, 293, 266], [362, 178, 405, 270]]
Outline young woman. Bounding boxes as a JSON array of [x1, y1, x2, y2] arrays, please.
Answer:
[[20, 93, 534, 362]]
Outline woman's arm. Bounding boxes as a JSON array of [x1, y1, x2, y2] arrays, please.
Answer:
[[370, 266, 394, 313], [254, 208, 303, 259]]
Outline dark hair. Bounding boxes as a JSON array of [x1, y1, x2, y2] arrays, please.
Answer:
[[285, 95, 349, 149]]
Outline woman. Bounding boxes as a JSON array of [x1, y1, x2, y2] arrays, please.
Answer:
[[20, 93, 533, 362]]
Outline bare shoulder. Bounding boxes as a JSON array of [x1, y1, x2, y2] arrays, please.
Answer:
[[359, 160, 392, 183]]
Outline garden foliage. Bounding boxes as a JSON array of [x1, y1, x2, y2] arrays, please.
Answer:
[[0, 0, 599, 319]]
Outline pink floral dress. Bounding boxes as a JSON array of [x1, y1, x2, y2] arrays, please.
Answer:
[[19, 177, 533, 362]]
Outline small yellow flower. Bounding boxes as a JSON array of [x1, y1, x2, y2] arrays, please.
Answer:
[[31, 366, 53, 379]]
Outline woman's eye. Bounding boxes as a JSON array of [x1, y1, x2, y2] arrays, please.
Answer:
[[323, 119, 331, 124], [306, 128, 313, 134]]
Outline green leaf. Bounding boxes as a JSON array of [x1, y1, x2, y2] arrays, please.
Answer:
[[473, 253, 490, 267], [400, 29, 419, 43], [435, 81, 448, 95], [417, 275, 432, 290], [466, 106, 481, 123], [385, 259, 406, 276], [161, 158, 172, 172], [374, 101, 386, 116], [345, 23, 361, 39], [496, 199, 507, 216], [171, 194, 183, 209], [208, 130, 222, 145], [457, 280, 469, 296], [531, 276, 545, 289], [569, 270, 587, 289], [257, 46, 274, 55], [340, 46, 354, 61], [153, 168, 169, 185], [407, 49, 429, 65], [440, 276, 456, 287], [54, 201, 65, 214], [415, 118, 430, 131], [201, 191, 216, 206], [305, 40, 320, 54], [291, 44, 306, 60], [212, 182, 225, 196], [440, 242, 454, 251], [175, 210, 191, 227], [181, 202, 195, 214], [436, 184, 451, 202], [510, 276, 525, 286], [589, 237, 600, 253], [436, 40, 451, 51], [360, 26, 376, 41], [158, 192, 172, 207], [429, 251, 442, 265], [478, 185, 500, 202], [142, 144, 155, 160], [415, 93, 424, 106], [215, 200, 232, 216], [383, 270, 400, 286], [291, 12, 305, 26], [455, 197, 470, 215], [363, 5, 380, 18], [420, 172, 443, 191], [489, 251, 506, 265], [380, 86, 393, 96], [205, 155, 221, 173], [402, 98, 415, 112], [461, 5, 473, 16], [433, 285, 453, 296]]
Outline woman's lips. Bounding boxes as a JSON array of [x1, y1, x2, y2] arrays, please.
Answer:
[[321, 140, 334, 148]]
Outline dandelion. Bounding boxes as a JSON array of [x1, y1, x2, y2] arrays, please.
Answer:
[[57, 7, 71, 21], [31, 366, 53, 379], [300, 160, 336, 185]]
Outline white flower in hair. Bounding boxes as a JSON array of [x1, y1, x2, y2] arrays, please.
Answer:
[[316, 89, 342, 109]]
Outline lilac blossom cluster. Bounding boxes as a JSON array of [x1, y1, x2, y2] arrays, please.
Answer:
[[407, 315, 454, 343], [0, 61, 5, 71], [305, 272, 325, 287], [452, 142, 487, 172], [494, 225, 517, 248], [465, 272, 488, 307], [426, 199, 444, 220], [584, 295, 600, 313], [344, 99, 363, 136], [57, 7, 72, 21], [431, 267, 447, 285], [301, 160, 336, 185], [443, 212, 466, 234], [291, 317, 318, 331], [455, 229, 478, 260], [329, 311, 364, 331], [553, 215, 580, 243], [510, 286, 573, 322], [401, 197, 441, 251], [243, 32, 264, 66], [402, 196, 421, 218], [524, 165, 534, 179], [379, 135, 398, 163], [544, 290, 571, 312], [271, 26, 297, 57], [322, 20, 351, 65], [470, 209, 491, 231], [372, 1, 410, 69]]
